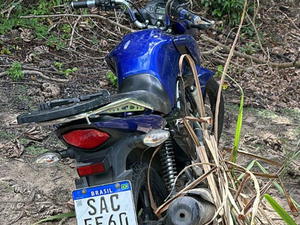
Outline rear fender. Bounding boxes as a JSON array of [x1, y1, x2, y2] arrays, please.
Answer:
[[75, 133, 139, 188]]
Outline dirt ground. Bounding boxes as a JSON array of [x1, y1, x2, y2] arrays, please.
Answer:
[[0, 0, 300, 224]]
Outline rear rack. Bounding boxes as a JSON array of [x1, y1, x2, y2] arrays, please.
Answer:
[[42, 98, 154, 125], [17, 90, 111, 124]]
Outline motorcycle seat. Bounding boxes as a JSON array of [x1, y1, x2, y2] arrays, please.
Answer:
[[117, 73, 172, 115]]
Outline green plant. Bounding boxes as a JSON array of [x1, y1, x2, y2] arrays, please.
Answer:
[[55, 62, 63, 71], [263, 194, 297, 225], [214, 65, 224, 78], [1, 46, 11, 55], [106, 71, 118, 87], [46, 35, 67, 50], [200, 0, 253, 27], [227, 74, 244, 165], [31, 211, 75, 225], [0, 0, 70, 50], [55, 62, 78, 76], [239, 42, 259, 54], [26, 146, 49, 156], [60, 24, 71, 39], [6, 62, 24, 81], [0, 131, 15, 139]]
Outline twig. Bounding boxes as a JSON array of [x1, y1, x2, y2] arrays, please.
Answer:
[[246, 11, 267, 56], [276, 8, 300, 32], [0, 64, 72, 76], [0, 71, 7, 77], [22, 70, 69, 82], [0, 0, 23, 19], [69, 16, 81, 48], [214, 0, 248, 141], [1, 68, 68, 82], [200, 34, 300, 68], [202, 46, 223, 55], [20, 14, 135, 33]]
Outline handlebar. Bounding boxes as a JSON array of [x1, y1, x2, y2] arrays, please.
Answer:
[[71, 0, 114, 11], [71, 0, 149, 28], [70, 0, 214, 30], [71, 0, 99, 9]]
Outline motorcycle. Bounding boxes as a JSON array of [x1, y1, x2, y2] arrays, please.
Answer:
[[17, 0, 224, 224]]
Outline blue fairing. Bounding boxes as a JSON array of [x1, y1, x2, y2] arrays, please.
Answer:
[[106, 28, 214, 108]]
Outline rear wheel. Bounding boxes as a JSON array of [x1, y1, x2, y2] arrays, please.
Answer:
[[130, 163, 167, 225], [204, 77, 224, 140]]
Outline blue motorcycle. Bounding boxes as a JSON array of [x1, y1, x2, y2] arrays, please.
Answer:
[[18, 0, 224, 224]]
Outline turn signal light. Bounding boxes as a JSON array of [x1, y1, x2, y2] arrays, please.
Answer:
[[143, 129, 170, 147], [77, 163, 105, 176], [62, 129, 110, 149]]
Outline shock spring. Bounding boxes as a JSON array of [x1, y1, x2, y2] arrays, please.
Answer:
[[160, 137, 178, 193]]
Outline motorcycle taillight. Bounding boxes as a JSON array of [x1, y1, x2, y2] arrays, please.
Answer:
[[62, 129, 110, 149]]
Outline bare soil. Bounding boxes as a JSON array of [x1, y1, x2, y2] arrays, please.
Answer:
[[0, 0, 299, 224]]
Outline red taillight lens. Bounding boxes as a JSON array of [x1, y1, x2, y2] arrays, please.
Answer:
[[62, 129, 110, 149], [77, 163, 105, 176]]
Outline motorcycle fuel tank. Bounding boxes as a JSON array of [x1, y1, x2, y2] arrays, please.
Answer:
[[106, 29, 180, 105], [106, 28, 213, 108]]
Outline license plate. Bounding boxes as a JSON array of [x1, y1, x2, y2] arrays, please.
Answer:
[[72, 180, 138, 225]]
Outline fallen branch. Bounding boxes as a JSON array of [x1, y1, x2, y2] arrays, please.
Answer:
[[22, 70, 69, 82], [201, 34, 300, 68], [69, 16, 81, 47], [0, 0, 23, 19], [0, 70, 69, 82], [20, 14, 135, 33]]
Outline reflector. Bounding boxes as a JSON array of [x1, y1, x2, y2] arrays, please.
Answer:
[[62, 129, 110, 149], [77, 163, 105, 176]]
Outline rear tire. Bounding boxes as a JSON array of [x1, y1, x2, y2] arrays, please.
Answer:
[[204, 77, 224, 141], [130, 163, 167, 225]]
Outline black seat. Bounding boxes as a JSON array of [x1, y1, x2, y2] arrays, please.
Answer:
[[117, 73, 172, 115]]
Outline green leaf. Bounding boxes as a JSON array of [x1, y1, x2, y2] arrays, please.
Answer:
[[31, 211, 75, 225], [263, 194, 297, 225], [226, 74, 244, 164]]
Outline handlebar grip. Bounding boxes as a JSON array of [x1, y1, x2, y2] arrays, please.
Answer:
[[179, 8, 201, 25], [71, 0, 100, 9]]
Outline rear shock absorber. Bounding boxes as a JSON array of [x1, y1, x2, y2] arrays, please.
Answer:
[[160, 136, 178, 193]]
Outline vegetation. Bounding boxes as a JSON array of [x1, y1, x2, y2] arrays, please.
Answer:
[[0, 0, 71, 49], [6, 62, 23, 81], [106, 70, 118, 87], [55, 62, 78, 76], [200, 0, 254, 27]]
